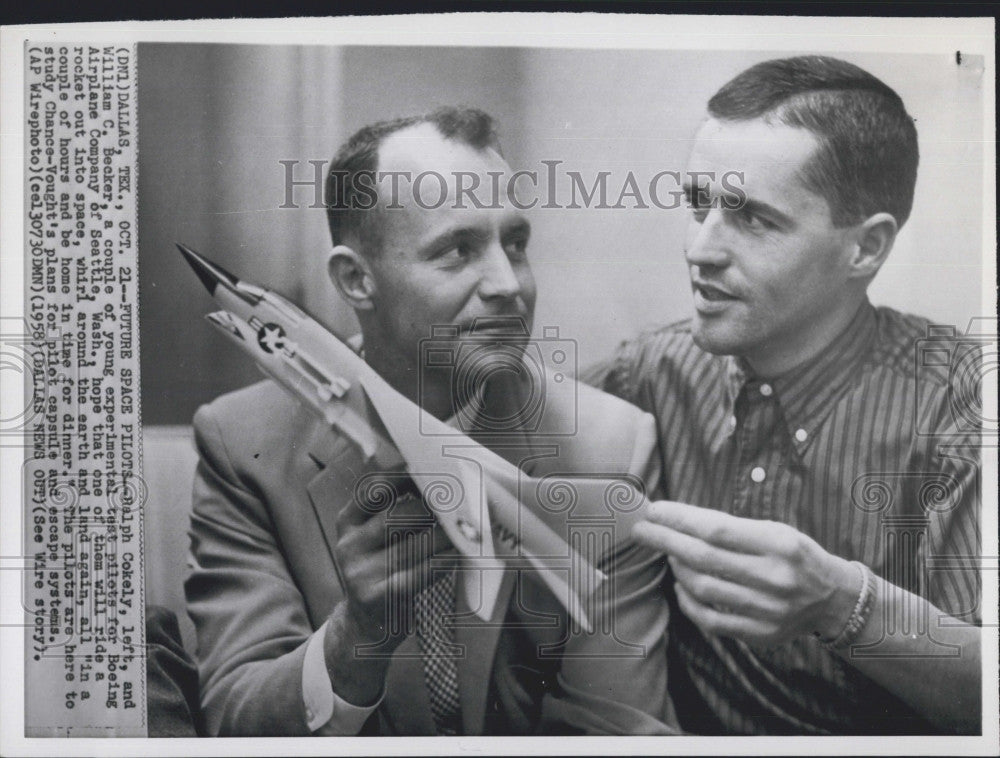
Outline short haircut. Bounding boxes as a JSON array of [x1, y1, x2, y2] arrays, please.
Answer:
[[325, 106, 501, 255], [707, 55, 919, 227]]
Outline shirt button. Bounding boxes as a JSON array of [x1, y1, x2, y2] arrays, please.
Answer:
[[751, 467, 766, 483], [759, 383, 773, 397], [795, 428, 808, 442]]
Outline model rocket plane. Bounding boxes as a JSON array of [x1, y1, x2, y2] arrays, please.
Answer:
[[179, 243, 650, 629]]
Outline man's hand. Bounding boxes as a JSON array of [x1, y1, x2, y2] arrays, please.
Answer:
[[632, 500, 861, 646], [334, 484, 452, 645], [323, 477, 452, 706]]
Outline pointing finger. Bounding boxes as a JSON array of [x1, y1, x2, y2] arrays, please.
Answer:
[[645, 500, 783, 555]]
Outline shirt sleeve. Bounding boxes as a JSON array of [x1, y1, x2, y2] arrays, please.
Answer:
[[579, 334, 647, 409], [302, 620, 384, 734], [917, 428, 982, 625]]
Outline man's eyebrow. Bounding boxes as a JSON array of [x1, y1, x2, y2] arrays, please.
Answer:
[[416, 224, 491, 257], [681, 182, 712, 204], [502, 218, 531, 237], [682, 179, 794, 225], [739, 196, 794, 226]]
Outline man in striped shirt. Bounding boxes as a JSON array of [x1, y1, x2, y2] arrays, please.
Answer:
[[589, 56, 982, 734]]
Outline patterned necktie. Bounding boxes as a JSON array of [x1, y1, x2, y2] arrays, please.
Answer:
[[414, 570, 462, 735]]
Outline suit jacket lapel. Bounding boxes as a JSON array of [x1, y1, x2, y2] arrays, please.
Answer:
[[304, 429, 356, 587], [455, 568, 515, 734], [305, 425, 407, 572]]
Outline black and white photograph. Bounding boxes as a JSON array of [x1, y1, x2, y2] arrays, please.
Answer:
[[1, 13, 996, 756]]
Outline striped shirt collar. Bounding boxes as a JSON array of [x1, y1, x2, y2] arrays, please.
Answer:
[[724, 299, 879, 456]]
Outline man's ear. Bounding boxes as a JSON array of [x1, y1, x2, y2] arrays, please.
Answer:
[[328, 245, 377, 311], [847, 212, 898, 280]]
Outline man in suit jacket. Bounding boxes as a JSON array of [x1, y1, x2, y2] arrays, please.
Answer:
[[185, 106, 678, 736]]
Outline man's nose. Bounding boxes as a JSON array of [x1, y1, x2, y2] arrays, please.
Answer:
[[684, 209, 732, 269], [477, 244, 523, 300]]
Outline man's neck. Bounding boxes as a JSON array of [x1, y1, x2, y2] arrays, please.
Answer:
[[744, 296, 869, 379], [361, 343, 456, 422]]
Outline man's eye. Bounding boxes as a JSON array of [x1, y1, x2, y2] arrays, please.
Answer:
[[504, 237, 529, 259], [439, 242, 474, 262], [736, 210, 776, 232], [689, 206, 709, 224], [685, 189, 711, 222]]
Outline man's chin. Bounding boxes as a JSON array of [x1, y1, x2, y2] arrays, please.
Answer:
[[691, 319, 742, 357], [452, 337, 532, 382], [459, 331, 531, 354], [462, 313, 533, 337]]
